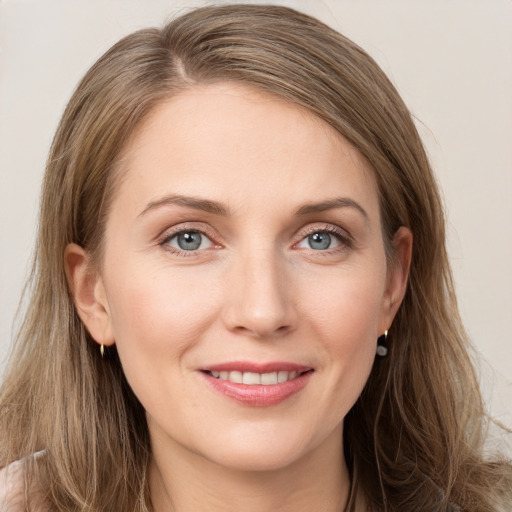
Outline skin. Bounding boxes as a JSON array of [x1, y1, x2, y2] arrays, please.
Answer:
[[66, 83, 412, 512]]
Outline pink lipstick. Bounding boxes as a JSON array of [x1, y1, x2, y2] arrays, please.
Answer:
[[199, 361, 313, 407]]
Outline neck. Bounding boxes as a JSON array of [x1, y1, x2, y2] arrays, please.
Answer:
[[148, 425, 351, 512]]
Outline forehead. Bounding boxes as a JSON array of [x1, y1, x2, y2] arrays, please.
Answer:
[[111, 82, 379, 220]]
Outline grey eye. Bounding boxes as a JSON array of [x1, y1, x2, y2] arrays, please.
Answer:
[[178, 232, 201, 250], [307, 232, 332, 250], [168, 231, 212, 251]]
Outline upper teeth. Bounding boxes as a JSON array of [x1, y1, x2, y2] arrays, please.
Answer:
[[209, 370, 300, 385]]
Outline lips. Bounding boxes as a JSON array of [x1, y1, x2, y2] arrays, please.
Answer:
[[199, 362, 313, 407]]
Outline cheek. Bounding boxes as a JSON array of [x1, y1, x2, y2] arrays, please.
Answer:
[[104, 261, 222, 366], [301, 263, 385, 400], [324, 284, 382, 353], [101, 261, 226, 425], [302, 260, 386, 344]]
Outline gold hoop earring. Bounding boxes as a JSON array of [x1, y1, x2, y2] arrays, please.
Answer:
[[100, 344, 105, 358]]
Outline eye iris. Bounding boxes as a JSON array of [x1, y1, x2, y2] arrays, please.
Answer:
[[177, 232, 202, 250], [308, 232, 331, 250]]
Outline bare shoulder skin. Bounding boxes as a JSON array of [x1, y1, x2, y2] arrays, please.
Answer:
[[0, 458, 25, 512]]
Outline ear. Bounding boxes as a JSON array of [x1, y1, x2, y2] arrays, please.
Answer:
[[64, 243, 115, 347], [379, 226, 413, 332]]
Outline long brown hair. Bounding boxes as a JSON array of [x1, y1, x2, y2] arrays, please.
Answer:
[[1, 4, 510, 511]]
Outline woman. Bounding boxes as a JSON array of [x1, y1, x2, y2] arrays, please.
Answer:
[[0, 4, 510, 511]]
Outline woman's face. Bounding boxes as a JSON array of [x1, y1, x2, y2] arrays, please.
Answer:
[[71, 82, 410, 472]]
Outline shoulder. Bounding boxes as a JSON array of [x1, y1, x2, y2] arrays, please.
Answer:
[[0, 452, 46, 512], [0, 458, 25, 512]]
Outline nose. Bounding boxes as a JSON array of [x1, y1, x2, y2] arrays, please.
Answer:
[[221, 248, 297, 339]]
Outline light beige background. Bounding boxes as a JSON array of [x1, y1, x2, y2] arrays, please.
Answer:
[[0, 0, 510, 421]]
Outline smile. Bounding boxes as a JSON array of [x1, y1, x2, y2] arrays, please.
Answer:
[[200, 362, 314, 407], [205, 370, 306, 385]]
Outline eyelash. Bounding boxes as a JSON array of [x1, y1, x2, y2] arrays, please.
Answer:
[[295, 225, 354, 253], [157, 223, 353, 257], [158, 224, 219, 258]]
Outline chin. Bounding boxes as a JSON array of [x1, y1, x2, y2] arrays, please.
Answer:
[[194, 423, 335, 473], [207, 445, 307, 473]]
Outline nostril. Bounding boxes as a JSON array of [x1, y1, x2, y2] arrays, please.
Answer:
[[220, 277, 298, 337]]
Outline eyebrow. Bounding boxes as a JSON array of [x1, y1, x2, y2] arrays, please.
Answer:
[[295, 197, 369, 220], [138, 194, 368, 220], [138, 194, 230, 217]]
